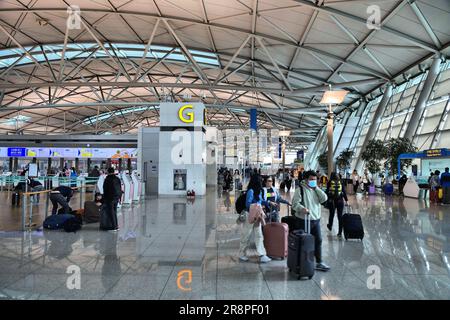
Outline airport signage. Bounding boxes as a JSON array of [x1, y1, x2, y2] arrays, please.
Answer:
[[7, 147, 26, 157], [425, 148, 448, 157], [160, 102, 205, 127], [1, 147, 137, 159]]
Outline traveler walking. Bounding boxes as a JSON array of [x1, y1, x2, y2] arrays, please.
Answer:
[[326, 172, 348, 237]]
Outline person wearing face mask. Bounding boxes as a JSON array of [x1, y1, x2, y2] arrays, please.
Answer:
[[291, 170, 330, 271]]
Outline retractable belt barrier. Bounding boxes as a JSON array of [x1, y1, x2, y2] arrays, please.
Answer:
[[20, 183, 96, 231]]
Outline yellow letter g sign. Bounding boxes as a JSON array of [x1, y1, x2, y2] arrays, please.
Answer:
[[178, 105, 194, 123]]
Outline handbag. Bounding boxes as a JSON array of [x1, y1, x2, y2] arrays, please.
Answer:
[[248, 203, 266, 226]]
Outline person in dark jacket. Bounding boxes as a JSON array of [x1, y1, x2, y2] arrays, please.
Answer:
[[399, 174, 408, 196], [101, 167, 122, 231], [440, 167, 450, 204], [27, 177, 44, 203], [326, 172, 348, 237], [50, 185, 74, 215], [89, 166, 101, 178]]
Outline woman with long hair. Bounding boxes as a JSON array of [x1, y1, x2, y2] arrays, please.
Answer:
[[238, 173, 273, 263]]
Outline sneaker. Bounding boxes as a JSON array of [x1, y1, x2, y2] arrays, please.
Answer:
[[337, 233, 342, 237], [316, 262, 330, 271], [327, 224, 332, 231], [109, 228, 120, 232], [239, 256, 249, 262], [259, 255, 272, 263]]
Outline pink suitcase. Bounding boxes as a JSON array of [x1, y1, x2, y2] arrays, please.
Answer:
[[263, 222, 289, 259]]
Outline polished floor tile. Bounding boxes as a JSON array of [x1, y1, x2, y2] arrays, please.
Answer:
[[0, 188, 449, 299]]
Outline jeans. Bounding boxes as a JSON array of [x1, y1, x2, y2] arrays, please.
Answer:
[[50, 193, 70, 215], [299, 218, 322, 263], [328, 199, 344, 234]]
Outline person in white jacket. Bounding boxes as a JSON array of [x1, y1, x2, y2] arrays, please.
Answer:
[[96, 170, 106, 195], [291, 170, 330, 271]]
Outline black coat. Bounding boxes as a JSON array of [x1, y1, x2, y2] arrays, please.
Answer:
[[103, 174, 122, 201]]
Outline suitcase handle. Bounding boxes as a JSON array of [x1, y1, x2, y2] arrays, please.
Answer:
[[304, 213, 311, 234], [344, 203, 353, 215]]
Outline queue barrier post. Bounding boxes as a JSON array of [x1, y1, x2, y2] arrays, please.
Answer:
[[21, 192, 27, 231], [45, 190, 50, 218]]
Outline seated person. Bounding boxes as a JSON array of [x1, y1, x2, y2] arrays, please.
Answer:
[[262, 176, 290, 222], [49, 185, 73, 215]]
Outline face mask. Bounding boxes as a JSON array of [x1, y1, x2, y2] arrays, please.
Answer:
[[308, 180, 317, 188]]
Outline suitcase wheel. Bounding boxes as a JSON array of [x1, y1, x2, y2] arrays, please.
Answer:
[[297, 275, 302, 280], [308, 276, 313, 280]]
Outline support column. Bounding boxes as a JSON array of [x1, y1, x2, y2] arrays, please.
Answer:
[[403, 56, 442, 140], [75, 158, 79, 173], [47, 158, 51, 175], [13, 157, 18, 172], [355, 98, 367, 117], [60, 158, 64, 171], [87, 158, 92, 172], [9, 157, 13, 172], [127, 158, 132, 173], [327, 108, 334, 177], [106, 158, 111, 169], [355, 84, 393, 172], [118, 158, 123, 172], [282, 138, 286, 180]]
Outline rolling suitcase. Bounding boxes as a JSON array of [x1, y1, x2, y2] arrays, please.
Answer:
[[287, 216, 315, 280], [369, 184, 376, 194], [263, 222, 289, 259], [342, 205, 364, 241], [384, 183, 393, 195], [12, 192, 20, 206]]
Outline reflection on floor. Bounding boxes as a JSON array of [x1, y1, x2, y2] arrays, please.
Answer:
[[0, 187, 449, 300]]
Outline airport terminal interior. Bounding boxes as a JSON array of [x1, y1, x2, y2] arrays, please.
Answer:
[[0, 0, 449, 300]]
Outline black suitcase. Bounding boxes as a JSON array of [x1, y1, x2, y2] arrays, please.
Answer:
[[281, 205, 301, 232], [287, 216, 315, 280], [342, 205, 364, 241], [12, 192, 20, 206]]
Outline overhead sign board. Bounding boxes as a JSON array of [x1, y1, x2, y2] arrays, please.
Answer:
[[159, 102, 205, 127], [1, 147, 137, 159]]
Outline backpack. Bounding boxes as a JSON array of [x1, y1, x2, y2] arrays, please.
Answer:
[[235, 191, 247, 214], [43, 214, 74, 230], [291, 185, 304, 216], [63, 216, 82, 233]]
